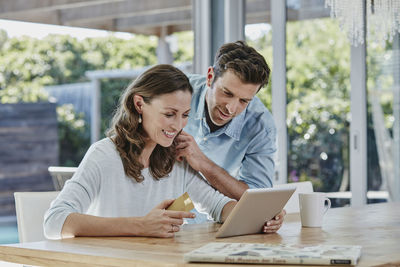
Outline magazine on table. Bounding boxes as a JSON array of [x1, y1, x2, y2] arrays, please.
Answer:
[[184, 242, 362, 265]]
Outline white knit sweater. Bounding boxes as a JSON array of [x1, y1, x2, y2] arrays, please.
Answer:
[[44, 138, 232, 239]]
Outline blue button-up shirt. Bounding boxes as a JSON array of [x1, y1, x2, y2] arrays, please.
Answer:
[[184, 74, 277, 189]]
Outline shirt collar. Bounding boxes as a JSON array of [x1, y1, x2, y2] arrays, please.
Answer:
[[193, 86, 207, 120], [223, 109, 246, 141]]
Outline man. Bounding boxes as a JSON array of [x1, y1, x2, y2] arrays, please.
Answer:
[[176, 41, 283, 233]]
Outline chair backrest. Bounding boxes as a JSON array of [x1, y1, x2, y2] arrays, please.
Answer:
[[48, 166, 77, 190], [274, 181, 314, 213], [14, 191, 59, 243]]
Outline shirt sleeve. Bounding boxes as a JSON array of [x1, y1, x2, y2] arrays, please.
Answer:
[[238, 123, 276, 189], [43, 145, 102, 240], [183, 162, 234, 223]]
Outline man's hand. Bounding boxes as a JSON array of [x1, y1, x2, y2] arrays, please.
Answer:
[[175, 131, 248, 200], [262, 209, 286, 234], [175, 131, 208, 172]]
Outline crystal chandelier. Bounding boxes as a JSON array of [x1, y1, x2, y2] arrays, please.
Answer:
[[325, 0, 400, 46]]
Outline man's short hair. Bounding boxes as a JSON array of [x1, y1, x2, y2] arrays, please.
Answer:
[[213, 41, 270, 91]]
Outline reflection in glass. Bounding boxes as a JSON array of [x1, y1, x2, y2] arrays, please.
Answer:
[[367, 33, 400, 202]]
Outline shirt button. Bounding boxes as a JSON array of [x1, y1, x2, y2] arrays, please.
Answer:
[[203, 137, 207, 141]]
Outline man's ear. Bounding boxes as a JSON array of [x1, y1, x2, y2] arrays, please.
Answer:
[[133, 94, 144, 114], [206, 67, 214, 87]]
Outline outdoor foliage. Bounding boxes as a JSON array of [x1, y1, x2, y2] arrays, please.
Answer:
[[254, 18, 386, 192], [0, 29, 192, 166], [253, 19, 349, 192], [101, 79, 131, 134], [247, 33, 273, 110], [0, 31, 159, 166], [285, 19, 351, 192], [172, 31, 194, 63], [57, 104, 90, 167]]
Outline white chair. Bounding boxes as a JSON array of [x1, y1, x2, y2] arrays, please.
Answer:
[[274, 181, 314, 213], [14, 191, 59, 243], [48, 166, 77, 190]]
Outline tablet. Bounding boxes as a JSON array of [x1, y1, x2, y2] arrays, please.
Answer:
[[216, 187, 296, 238]]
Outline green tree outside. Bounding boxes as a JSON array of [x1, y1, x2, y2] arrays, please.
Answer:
[[0, 32, 158, 166]]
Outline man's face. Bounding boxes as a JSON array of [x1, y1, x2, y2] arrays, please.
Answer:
[[205, 69, 260, 126]]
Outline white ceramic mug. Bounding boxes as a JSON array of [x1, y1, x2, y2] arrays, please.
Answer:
[[299, 192, 331, 227]]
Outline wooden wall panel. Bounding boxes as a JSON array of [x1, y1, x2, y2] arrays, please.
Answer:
[[0, 103, 58, 216]]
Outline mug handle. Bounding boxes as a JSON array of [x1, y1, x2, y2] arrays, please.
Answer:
[[323, 197, 331, 214]]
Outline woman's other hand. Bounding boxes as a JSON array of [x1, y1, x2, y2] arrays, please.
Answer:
[[138, 199, 195, 238]]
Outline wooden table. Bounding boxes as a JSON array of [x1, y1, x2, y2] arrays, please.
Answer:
[[0, 202, 399, 266]]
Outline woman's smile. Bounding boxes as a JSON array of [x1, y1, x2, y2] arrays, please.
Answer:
[[162, 129, 176, 138]]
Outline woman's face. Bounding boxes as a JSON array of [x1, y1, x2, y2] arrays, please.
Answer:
[[140, 90, 191, 147]]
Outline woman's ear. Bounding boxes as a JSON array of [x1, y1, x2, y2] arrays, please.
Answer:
[[206, 67, 214, 87], [133, 94, 144, 114]]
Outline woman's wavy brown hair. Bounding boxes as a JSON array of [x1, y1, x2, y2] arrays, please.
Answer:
[[106, 64, 193, 182]]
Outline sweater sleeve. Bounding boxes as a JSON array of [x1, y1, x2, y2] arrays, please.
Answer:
[[43, 144, 103, 239], [183, 162, 234, 223]]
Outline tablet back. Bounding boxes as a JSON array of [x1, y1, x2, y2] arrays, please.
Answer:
[[216, 187, 295, 238]]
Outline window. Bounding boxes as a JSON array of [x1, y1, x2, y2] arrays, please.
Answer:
[[286, 1, 351, 207]]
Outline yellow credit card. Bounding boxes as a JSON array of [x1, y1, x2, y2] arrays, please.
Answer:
[[167, 192, 195, 212]]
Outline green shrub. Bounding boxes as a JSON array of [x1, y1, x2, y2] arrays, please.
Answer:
[[57, 105, 90, 166], [0, 81, 48, 103]]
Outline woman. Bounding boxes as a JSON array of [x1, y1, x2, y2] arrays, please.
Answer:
[[44, 64, 234, 239], [44, 65, 281, 239]]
